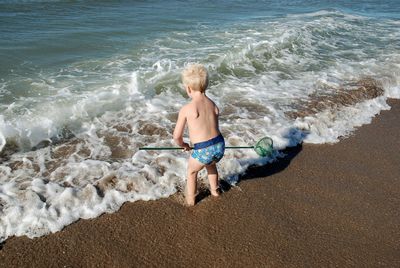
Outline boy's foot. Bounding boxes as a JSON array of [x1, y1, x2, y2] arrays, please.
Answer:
[[185, 192, 196, 206], [210, 187, 222, 197], [185, 198, 195, 206]]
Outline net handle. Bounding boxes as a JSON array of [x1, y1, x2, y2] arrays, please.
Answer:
[[139, 137, 274, 155], [139, 138, 273, 157], [138, 146, 254, 150]]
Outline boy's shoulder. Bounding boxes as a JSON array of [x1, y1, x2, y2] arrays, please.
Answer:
[[180, 101, 199, 119], [180, 102, 193, 112]]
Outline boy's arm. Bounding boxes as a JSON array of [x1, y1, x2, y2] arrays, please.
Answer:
[[173, 107, 191, 150]]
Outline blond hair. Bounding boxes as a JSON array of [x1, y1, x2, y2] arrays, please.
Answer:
[[182, 63, 209, 93]]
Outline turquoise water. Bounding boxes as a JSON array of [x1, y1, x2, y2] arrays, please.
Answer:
[[1, 1, 399, 88], [0, 1, 400, 242], [1, 1, 399, 103]]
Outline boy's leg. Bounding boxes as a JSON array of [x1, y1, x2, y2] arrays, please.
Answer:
[[186, 156, 204, 206], [206, 163, 220, 197]]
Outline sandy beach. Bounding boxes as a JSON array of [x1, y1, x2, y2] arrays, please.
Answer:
[[1, 98, 399, 267]]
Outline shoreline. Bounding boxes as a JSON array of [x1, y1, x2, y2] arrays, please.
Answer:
[[1, 99, 399, 267]]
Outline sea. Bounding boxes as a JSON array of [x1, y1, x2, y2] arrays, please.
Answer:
[[0, 0, 399, 242]]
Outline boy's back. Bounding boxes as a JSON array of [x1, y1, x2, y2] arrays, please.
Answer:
[[184, 94, 220, 144]]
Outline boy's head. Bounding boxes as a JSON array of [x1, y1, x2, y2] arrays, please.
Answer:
[[182, 64, 209, 93]]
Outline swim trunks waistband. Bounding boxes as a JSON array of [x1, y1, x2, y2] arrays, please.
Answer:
[[193, 134, 224, 150]]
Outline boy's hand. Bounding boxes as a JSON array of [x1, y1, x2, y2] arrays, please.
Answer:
[[182, 143, 191, 152]]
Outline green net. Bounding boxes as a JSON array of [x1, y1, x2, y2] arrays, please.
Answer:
[[254, 137, 274, 157]]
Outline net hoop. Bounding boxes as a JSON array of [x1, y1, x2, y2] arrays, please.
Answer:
[[254, 137, 273, 157]]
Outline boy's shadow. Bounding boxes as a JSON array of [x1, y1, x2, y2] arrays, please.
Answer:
[[196, 128, 306, 203], [239, 143, 303, 181]]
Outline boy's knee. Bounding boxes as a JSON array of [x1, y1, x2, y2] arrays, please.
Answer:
[[187, 169, 198, 177], [206, 164, 217, 174]]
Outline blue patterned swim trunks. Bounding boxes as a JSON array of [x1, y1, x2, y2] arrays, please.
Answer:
[[191, 134, 225, 165]]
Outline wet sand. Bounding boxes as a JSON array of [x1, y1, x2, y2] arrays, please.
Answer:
[[1, 99, 399, 268]]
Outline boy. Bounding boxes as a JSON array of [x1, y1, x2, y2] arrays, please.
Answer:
[[173, 64, 225, 206]]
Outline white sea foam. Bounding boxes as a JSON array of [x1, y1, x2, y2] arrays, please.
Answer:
[[295, 97, 391, 144], [0, 10, 400, 243]]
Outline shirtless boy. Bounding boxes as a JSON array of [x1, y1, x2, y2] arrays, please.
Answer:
[[173, 64, 225, 206]]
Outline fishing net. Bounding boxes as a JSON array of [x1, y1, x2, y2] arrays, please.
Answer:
[[254, 137, 274, 157]]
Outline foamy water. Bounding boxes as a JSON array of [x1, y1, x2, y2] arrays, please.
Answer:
[[1, 2, 400, 243]]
